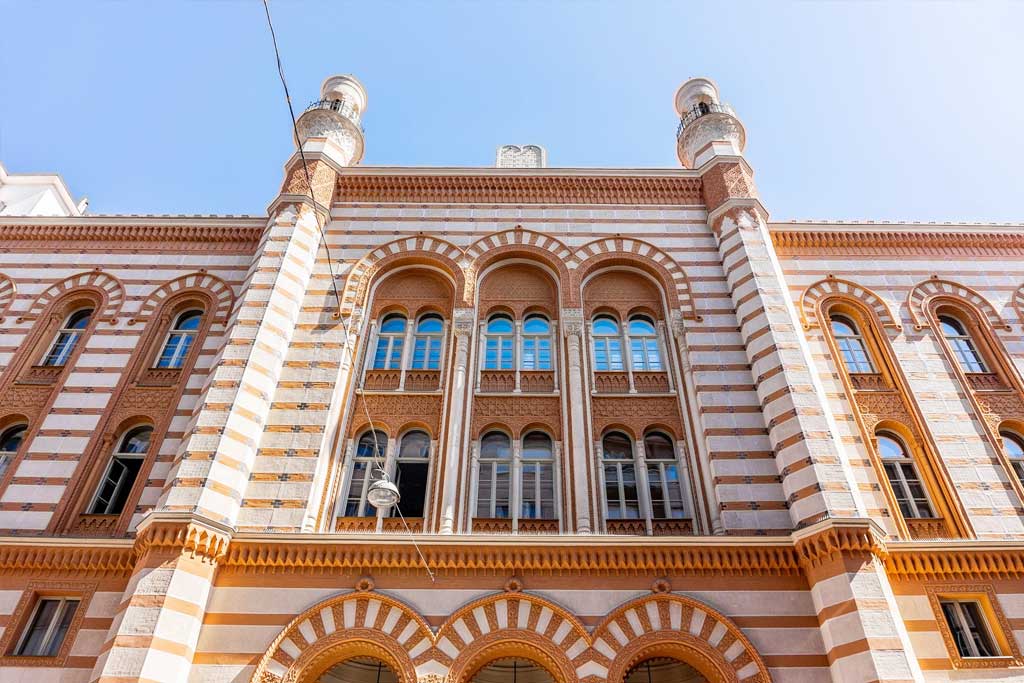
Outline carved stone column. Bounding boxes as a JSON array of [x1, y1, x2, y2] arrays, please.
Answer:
[[440, 308, 475, 534], [562, 309, 592, 533]]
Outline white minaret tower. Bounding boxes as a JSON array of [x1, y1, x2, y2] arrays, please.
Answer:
[[294, 74, 368, 168], [673, 77, 746, 169]]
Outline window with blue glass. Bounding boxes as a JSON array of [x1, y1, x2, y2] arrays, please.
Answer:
[[628, 316, 662, 371], [592, 315, 624, 371], [373, 314, 406, 369], [521, 315, 552, 370], [484, 315, 514, 370], [476, 431, 512, 518], [42, 308, 93, 367], [155, 309, 203, 369], [411, 314, 444, 370]]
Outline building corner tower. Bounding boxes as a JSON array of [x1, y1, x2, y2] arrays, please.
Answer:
[[89, 77, 368, 683]]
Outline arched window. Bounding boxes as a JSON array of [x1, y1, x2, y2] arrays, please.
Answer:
[[628, 316, 662, 371], [0, 424, 27, 477], [939, 316, 987, 373], [644, 432, 685, 519], [877, 432, 933, 519], [520, 432, 555, 519], [602, 432, 639, 519], [410, 315, 444, 370], [484, 315, 514, 370], [476, 431, 511, 518], [344, 430, 388, 517], [89, 425, 152, 515], [373, 315, 406, 369], [155, 309, 203, 369], [42, 308, 93, 367], [394, 431, 430, 518], [1000, 431, 1024, 485], [592, 316, 624, 371], [521, 315, 552, 371], [830, 314, 875, 373]]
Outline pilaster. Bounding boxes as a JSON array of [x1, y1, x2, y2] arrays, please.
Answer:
[[440, 308, 475, 534], [562, 308, 592, 533]]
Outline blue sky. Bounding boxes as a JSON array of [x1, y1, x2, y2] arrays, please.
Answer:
[[2, 1, 1022, 221]]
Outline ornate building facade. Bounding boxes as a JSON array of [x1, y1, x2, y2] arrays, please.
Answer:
[[0, 74, 1022, 683]]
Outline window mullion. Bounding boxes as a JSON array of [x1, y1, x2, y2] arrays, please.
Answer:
[[514, 321, 522, 392], [622, 327, 636, 393]]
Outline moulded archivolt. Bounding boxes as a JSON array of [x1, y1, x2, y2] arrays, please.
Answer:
[[906, 277, 1009, 331], [799, 276, 901, 330]]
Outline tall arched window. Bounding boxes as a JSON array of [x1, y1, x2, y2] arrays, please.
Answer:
[[373, 315, 406, 369], [644, 432, 685, 519], [877, 432, 933, 519], [939, 316, 987, 373], [602, 431, 639, 519], [394, 431, 431, 518], [520, 432, 555, 519], [830, 314, 875, 373], [1000, 431, 1024, 485], [345, 430, 388, 517], [628, 316, 662, 371], [476, 431, 511, 518], [42, 308, 93, 367], [89, 426, 152, 515], [0, 424, 27, 477], [155, 309, 203, 369], [484, 315, 514, 370], [592, 316, 624, 371], [521, 315, 552, 371], [411, 315, 444, 370]]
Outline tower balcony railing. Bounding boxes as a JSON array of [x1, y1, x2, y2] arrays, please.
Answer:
[[676, 102, 735, 138], [303, 98, 365, 132]]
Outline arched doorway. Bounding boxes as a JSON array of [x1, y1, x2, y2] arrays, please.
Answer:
[[318, 656, 400, 683], [470, 657, 554, 683], [625, 657, 707, 683]]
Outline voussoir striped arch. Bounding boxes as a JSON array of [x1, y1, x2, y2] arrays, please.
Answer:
[[907, 277, 1010, 331], [131, 272, 236, 325], [799, 277, 901, 330], [464, 226, 575, 267], [340, 235, 467, 313], [439, 592, 589, 683], [0, 274, 16, 320], [21, 270, 125, 323], [1012, 283, 1024, 329], [575, 236, 699, 320], [594, 593, 771, 683], [250, 591, 431, 683]]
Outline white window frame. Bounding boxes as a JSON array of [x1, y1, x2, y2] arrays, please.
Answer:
[[598, 433, 642, 522], [830, 315, 876, 374], [373, 315, 407, 370], [643, 433, 688, 521], [391, 430, 434, 522], [42, 308, 92, 367], [591, 316, 624, 372], [519, 432, 556, 521], [88, 427, 152, 515], [1001, 432, 1024, 484], [940, 316, 988, 373], [155, 309, 203, 369], [341, 430, 389, 518], [877, 433, 933, 519], [483, 315, 515, 371], [473, 432, 513, 519], [627, 316, 663, 371], [940, 599, 1001, 658], [0, 424, 27, 479], [521, 315, 553, 372], [14, 596, 80, 657], [410, 315, 445, 371]]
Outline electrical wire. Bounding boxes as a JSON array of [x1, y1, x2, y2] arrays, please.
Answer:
[[261, 0, 434, 582]]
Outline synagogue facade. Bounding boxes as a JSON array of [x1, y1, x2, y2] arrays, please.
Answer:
[[0, 75, 1022, 683]]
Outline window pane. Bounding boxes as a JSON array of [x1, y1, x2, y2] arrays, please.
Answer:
[[602, 432, 633, 459], [46, 600, 79, 657], [18, 599, 59, 655], [524, 317, 549, 334], [962, 602, 998, 657], [942, 602, 972, 657], [416, 316, 443, 333], [380, 316, 406, 333], [399, 432, 430, 458], [487, 317, 513, 334], [0, 425, 26, 452], [395, 461, 429, 518], [593, 317, 619, 335], [628, 319, 656, 335]]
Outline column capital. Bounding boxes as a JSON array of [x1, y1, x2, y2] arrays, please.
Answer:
[[561, 308, 585, 337], [452, 308, 476, 337]]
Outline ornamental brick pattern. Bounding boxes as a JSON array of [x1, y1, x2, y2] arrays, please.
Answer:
[[0, 75, 1023, 683]]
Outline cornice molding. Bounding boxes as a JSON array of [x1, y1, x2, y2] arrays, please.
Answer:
[[334, 173, 704, 206], [771, 224, 1024, 255], [885, 543, 1024, 581], [0, 216, 265, 251], [0, 538, 135, 575]]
